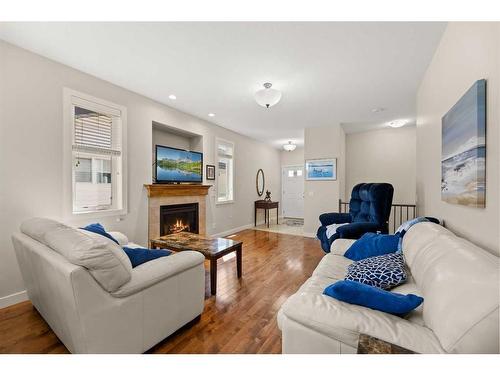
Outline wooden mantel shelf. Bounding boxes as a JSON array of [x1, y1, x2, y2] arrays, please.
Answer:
[[144, 184, 211, 197]]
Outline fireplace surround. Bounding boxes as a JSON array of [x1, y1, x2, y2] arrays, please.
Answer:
[[144, 184, 211, 245], [160, 203, 199, 235]]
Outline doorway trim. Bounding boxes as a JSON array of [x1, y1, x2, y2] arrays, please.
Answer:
[[281, 164, 304, 219]]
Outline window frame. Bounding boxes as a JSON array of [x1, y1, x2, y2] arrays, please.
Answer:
[[63, 88, 127, 219], [215, 137, 235, 205]]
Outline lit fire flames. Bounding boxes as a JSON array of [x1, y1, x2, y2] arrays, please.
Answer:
[[168, 219, 190, 234]]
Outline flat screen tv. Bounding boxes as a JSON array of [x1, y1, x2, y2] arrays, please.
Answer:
[[155, 145, 203, 183]]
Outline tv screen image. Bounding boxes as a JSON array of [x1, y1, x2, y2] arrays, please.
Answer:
[[155, 145, 203, 183]]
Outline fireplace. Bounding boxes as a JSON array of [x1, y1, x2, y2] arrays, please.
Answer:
[[160, 203, 199, 236]]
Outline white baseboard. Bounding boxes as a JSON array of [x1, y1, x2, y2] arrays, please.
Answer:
[[0, 290, 28, 309], [211, 223, 254, 238], [303, 232, 317, 238]]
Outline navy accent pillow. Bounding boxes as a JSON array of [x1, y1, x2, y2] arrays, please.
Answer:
[[345, 253, 407, 290], [323, 280, 423, 316], [344, 232, 400, 261], [81, 223, 119, 245], [122, 247, 172, 268]]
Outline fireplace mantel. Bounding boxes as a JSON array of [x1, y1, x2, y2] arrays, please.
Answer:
[[144, 184, 211, 197]]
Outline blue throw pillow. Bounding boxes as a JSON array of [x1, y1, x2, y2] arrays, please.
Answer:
[[345, 253, 407, 290], [122, 247, 172, 268], [344, 232, 400, 261], [323, 280, 423, 316], [81, 223, 119, 245]]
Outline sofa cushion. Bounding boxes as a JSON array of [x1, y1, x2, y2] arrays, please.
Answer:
[[20, 217, 68, 243], [324, 280, 423, 316], [21, 218, 132, 292], [330, 239, 356, 256], [403, 222, 499, 353], [312, 254, 352, 280], [345, 253, 407, 290], [108, 231, 129, 246]]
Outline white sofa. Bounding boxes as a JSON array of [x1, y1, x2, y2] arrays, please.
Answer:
[[278, 222, 499, 354], [11, 218, 205, 353]]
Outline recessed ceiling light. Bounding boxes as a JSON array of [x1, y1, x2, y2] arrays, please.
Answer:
[[372, 107, 386, 113], [208, 113, 215, 117], [388, 119, 407, 128], [168, 94, 176, 100]]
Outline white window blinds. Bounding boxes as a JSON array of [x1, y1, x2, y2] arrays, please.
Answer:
[[73, 106, 121, 156]]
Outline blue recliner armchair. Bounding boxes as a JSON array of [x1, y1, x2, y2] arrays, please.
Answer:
[[317, 183, 394, 253]]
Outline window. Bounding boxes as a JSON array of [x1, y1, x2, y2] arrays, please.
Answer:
[[216, 139, 234, 203], [65, 90, 126, 215]]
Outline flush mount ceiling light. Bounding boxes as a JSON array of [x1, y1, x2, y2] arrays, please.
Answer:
[[283, 141, 297, 152], [168, 94, 176, 100], [208, 113, 215, 117], [255, 83, 282, 108], [388, 119, 407, 128]]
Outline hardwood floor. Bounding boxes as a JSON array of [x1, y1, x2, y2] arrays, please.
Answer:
[[0, 229, 324, 354]]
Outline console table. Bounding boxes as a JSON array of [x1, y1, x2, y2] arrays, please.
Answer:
[[254, 200, 279, 228]]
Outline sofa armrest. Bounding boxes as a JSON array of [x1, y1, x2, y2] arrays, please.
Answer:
[[279, 292, 445, 354], [108, 231, 129, 246], [336, 222, 381, 239], [111, 251, 205, 297], [319, 213, 352, 226]]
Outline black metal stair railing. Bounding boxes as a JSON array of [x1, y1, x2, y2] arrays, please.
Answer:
[[338, 199, 417, 234]]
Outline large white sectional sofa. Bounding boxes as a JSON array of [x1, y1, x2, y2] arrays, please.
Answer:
[[278, 222, 499, 354], [11, 218, 206, 353]]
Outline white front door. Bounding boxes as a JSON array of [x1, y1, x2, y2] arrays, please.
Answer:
[[282, 166, 304, 219]]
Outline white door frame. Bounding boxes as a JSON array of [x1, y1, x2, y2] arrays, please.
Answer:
[[281, 164, 304, 218]]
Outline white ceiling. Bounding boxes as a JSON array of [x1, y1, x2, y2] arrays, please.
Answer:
[[0, 22, 446, 147]]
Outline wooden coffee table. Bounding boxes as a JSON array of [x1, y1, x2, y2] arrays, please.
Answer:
[[150, 232, 242, 295]]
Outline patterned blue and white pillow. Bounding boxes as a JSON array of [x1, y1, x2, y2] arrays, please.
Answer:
[[345, 253, 407, 290]]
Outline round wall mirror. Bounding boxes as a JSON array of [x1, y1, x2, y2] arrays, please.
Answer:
[[256, 169, 265, 196]]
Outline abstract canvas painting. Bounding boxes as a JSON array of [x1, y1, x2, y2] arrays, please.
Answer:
[[441, 79, 486, 207]]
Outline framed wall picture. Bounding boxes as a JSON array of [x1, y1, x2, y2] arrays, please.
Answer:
[[206, 164, 216, 180], [305, 158, 337, 181], [441, 79, 486, 207]]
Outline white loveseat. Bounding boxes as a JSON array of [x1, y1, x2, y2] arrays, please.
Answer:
[[11, 218, 205, 353], [278, 222, 499, 354]]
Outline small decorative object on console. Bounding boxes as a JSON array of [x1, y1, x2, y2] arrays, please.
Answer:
[[264, 190, 272, 202]]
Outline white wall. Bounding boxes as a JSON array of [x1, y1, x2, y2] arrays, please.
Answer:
[[0, 40, 281, 306], [303, 125, 346, 236], [346, 126, 417, 204], [280, 147, 304, 166], [416, 22, 499, 255], [152, 126, 192, 151]]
